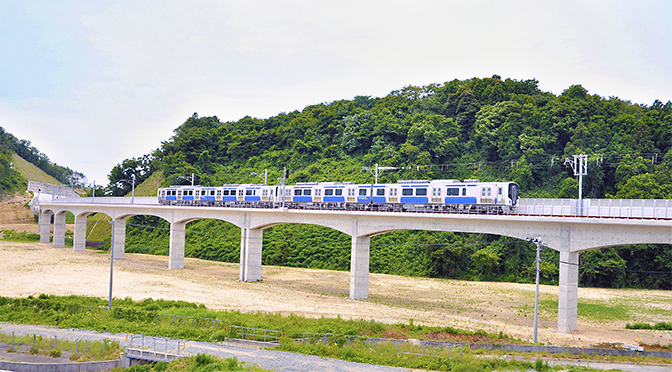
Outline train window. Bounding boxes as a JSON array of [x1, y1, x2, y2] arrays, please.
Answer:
[[210, 190, 215, 196], [402, 188, 413, 196], [222, 190, 229, 196], [325, 189, 334, 196], [487, 188, 491, 197], [376, 188, 385, 196], [263, 189, 268, 196], [481, 188, 486, 197], [239, 190, 244, 196], [416, 188, 427, 196], [393, 188, 398, 196], [177, 190, 182, 196], [462, 188, 466, 196], [447, 188, 459, 196], [286, 189, 291, 196], [304, 189, 312, 196], [294, 189, 302, 196], [246, 190, 253, 196], [335, 189, 343, 196], [498, 187, 502, 195], [359, 189, 367, 196], [195, 190, 199, 197], [347, 189, 354, 196], [315, 189, 321, 196]]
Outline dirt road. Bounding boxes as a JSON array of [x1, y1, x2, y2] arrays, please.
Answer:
[[0, 240, 670, 348]]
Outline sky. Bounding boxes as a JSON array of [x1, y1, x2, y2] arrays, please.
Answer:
[[1, 0, 671, 185]]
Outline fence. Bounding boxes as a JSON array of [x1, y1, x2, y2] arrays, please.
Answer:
[[227, 326, 282, 342], [126, 334, 186, 356], [0, 331, 120, 360]]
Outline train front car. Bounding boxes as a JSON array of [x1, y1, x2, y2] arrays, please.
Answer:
[[474, 181, 519, 213]]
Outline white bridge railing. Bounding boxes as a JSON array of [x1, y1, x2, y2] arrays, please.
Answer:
[[40, 197, 672, 220], [516, 198, 672, 219]]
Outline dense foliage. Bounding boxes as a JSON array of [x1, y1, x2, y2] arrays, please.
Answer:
[[0, 125, 85, 187], [108, 76, 672, 289], [0, 127, 28, 196]]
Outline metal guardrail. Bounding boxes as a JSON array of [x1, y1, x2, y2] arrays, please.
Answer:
[[227, 326, 282, 342], [126, 334, 187, 357]]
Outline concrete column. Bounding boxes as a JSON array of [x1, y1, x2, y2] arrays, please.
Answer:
[[169, 221, 186, 269], [53, 212, 67, 247], [558, 250, 579, 333], [112, 219, 126, 259], [73, 214, 87, 252], [239, 228, 263, 281], [38, 210, 51, 243], [350, 222, 371, 299]]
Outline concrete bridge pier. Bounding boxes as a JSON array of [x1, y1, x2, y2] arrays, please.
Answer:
[[112, 219, 127, 259], [558, 251, 579, 333], [350, 235, 371, 299], [239, 227, 263, 282], [38, 210, 51, 243], [73, 213, 90, 252], [53, 212, 68, 247], [169, 221, 187, 269]]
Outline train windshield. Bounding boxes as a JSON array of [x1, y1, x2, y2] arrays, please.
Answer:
[[508, 183, 519, 205]]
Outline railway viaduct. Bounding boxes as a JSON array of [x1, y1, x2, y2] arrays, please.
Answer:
[[36, 197, 672, 335]]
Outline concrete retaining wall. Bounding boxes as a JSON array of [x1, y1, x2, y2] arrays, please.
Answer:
[[0, 359, 120, 372]]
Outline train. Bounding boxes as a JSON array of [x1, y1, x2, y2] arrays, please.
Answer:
[[157, 179, 520, 213]]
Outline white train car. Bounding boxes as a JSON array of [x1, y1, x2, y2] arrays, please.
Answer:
[[157, 179, 519, 213]]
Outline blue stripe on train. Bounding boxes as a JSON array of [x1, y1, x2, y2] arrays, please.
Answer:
[[400, 197, 428, 203], [323, 196, 345, 202], [293, 196, 313, 202], [444, 197, 477, 204]]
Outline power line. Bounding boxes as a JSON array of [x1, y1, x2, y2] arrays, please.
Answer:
[[541, 257, 672, 275]]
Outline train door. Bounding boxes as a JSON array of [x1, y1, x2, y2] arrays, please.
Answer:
[[480, 186, 493, 204]]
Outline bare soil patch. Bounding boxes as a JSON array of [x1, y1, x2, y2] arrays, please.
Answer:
[[0, 240, 670, 349]]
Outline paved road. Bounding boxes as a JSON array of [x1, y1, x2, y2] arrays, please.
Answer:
[[2, 322, 671, 372], [0, 322, 412, 372]]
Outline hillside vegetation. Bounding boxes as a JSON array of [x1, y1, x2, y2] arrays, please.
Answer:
[[98, 76, 672, 290], [10, 153, 61, 185]]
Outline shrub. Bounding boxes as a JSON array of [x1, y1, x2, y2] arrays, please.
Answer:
[[49, 348, 62, 357]]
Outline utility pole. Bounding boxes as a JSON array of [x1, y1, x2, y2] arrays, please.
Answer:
[[564, 154, 588, 216], [250, 169, 268, 185], [108, 220, 115, 309], [527, 237, 542, 343], [564, 154, 588, 200], [362, 163, 397, 184]]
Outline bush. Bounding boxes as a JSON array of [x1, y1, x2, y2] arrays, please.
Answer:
[[49, 348, 62, 357]]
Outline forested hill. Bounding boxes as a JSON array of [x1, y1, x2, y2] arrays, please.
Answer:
[[111, 76, 672, 199], [108, 75, 672, 290], [0, 126, 85, 194]]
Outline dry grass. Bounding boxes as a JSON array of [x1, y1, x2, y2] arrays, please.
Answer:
[[11, 154, 60, 185], [1, 240, 671, 349]]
